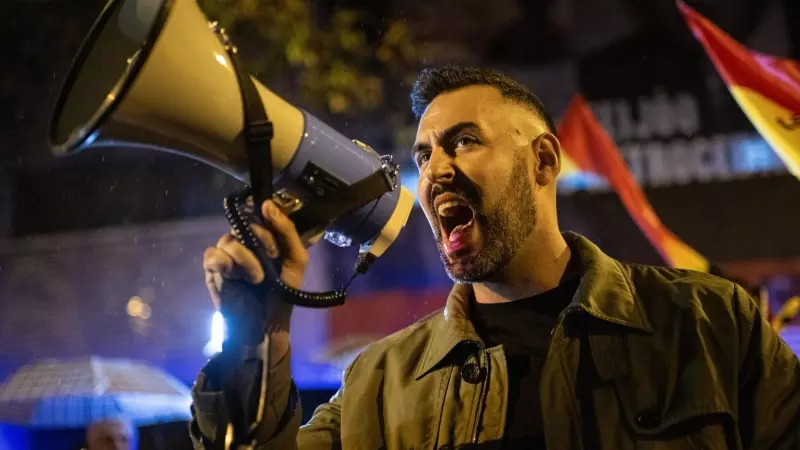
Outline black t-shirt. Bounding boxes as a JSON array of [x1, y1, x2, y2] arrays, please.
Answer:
[[471, 278, 580, 449]]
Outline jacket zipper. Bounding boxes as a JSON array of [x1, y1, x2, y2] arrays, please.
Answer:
[[471, 349, 490, 445]]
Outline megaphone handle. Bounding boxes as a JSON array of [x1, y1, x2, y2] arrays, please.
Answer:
[[224, 189, 348, 306], [219, 192, 377, 450], [216, 277, 271, 450]]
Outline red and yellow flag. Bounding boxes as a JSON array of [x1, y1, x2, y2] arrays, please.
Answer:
[[558, 95, 710, 272], [678, 1, 800, 178]]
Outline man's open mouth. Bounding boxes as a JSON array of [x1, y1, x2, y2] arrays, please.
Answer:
[[435, 197, 475, 240]]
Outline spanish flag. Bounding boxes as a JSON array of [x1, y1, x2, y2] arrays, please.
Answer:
[[678, 1, 800, 178], [558, 95, 710, 272]]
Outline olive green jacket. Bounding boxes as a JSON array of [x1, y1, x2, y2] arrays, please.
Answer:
[[191, 232, 800, 449]]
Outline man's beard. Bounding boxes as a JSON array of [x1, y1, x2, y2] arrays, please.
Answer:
[[436, 155, 537, 283]]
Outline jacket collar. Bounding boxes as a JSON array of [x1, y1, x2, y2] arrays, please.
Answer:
[[414, 231, 654, 379]]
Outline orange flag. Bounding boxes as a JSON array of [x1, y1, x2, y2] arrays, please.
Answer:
[[678, 1, 800, 178], [558, 95, 710, 272]]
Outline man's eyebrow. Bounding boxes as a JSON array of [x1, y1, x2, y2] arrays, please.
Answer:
[[411, 121, 482, 154]]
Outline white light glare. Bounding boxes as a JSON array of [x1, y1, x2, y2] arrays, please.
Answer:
[[203, 311, 226, 357]]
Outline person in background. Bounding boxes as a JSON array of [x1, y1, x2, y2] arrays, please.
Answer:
[[192, 66, 800, 449], [85, 419, 133, 450]]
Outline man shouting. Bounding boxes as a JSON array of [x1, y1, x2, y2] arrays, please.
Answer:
[[193, 66, 800, 449]]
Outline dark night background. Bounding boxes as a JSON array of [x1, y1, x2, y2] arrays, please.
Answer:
[[1, 0, 799, 447]]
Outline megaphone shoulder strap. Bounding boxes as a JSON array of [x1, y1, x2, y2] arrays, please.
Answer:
[[228, 49, 274, 215]]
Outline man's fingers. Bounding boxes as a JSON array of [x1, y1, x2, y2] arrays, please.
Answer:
[[204, 199, 308, 296], [261, 201, 308, 265], [216, 239, 265, 284], [217, 232, 241, 248], [203, 247, 235, 277], [204, 269, 223, 310], [250, 225, 279, 259], [305, 231, 324, 248], [203, 247, 234, 311]]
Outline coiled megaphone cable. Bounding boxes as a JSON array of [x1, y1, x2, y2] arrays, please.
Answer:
[[223, 188, 376, 307]]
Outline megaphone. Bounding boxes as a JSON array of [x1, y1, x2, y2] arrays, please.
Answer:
[[48, 0, 415, 307]]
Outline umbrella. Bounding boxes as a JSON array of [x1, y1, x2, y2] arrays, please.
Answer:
[[0, 357, 192, 428]]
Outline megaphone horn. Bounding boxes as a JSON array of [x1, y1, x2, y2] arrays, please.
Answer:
[[48, 0, 415, 307]]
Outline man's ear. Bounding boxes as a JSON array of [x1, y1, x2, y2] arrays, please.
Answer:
[[532, 132, 561, 186]]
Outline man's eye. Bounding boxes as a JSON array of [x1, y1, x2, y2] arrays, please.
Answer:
[[455, 136, 478, 147], [414, 152, 430, 167]]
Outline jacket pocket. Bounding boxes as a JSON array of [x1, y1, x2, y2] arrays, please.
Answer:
[[609, 380, 739, 450]]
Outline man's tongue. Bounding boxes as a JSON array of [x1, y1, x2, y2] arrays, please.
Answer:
[[445, 221, 474, 253], [439, 202, 476, 253]]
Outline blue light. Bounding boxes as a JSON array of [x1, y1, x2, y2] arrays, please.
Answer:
[[83, 129, 100, 147], [0, 424, 29, 450], [203, 311, 225, 357], [557, 172, 609, 193], [400, 170, 420, 205], [729, 135, 786, 174]]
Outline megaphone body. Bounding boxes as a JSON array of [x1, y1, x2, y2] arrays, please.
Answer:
[[49, 0, 415, 258]]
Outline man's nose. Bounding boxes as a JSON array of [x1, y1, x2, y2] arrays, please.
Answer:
[[424, 146, 455, 185]]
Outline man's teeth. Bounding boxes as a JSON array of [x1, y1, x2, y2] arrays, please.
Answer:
[[437, 201, 468, 217]]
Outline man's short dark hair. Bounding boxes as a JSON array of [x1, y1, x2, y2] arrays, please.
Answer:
[[410, 65, 557, 134]]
